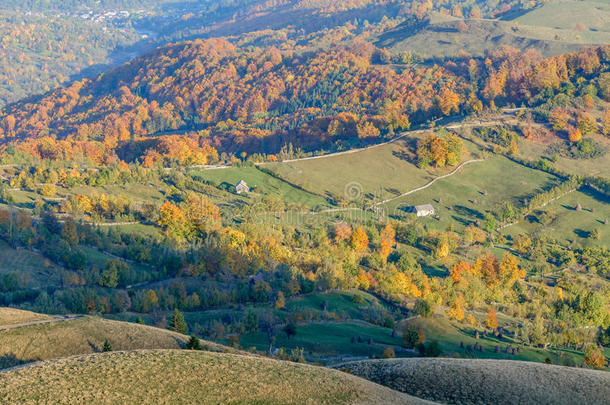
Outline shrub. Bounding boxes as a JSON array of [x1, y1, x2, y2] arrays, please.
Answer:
[[382, 347, 395, 359], [402, 324, 419, 349], [584, 345, 606, 369], [414, 299, 432, 318], [425, 341, 442, 357]]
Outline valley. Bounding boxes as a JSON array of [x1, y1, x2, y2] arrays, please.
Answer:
[[0, 0, 607, 403]]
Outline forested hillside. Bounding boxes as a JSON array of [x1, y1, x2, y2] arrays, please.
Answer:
[[0, 39, 607, 165], [0, 0, 585, 108]]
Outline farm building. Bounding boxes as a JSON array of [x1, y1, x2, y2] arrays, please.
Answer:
[[410, 204, 435, 217], [235, 180, 250, 194]]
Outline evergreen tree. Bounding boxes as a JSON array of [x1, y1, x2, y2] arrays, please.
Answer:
[[283, 322, 297, 339], [186, 335, 202, 350], [169, 308, 188, 334], [102, 339, 112, 352]]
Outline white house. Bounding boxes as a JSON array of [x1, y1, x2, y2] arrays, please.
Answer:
[[236, 180, 250, 194], [411, 204, 435, 217]]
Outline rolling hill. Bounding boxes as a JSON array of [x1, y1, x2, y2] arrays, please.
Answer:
[[0, 349, 428, 404], [338, 358, 610, 405], [0, 310, 241, 369]]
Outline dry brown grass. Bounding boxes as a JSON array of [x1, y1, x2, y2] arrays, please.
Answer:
[[0, 316, 243, 369], [0, 350, 428, 404], [338, 358, 610, 405], [0, 307, 52, 326]]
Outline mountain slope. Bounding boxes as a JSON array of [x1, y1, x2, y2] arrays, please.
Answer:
[[0, 350, 429, 404]]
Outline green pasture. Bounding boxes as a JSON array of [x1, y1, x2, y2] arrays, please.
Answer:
[[404, 316, 589, 367], [189, 166, 330, 209], [238, 320, 403, 361], [383, 155, 561, 229], [265, 135, 481, 204], [503, 188, 610, 247]]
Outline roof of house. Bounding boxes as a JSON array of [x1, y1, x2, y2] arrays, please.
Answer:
[[236, 180, 248, 187], [414, 204, 434, 212]]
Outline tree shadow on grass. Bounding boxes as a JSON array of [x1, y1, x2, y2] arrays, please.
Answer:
[[421, 264, 447, 278], [450, 215, 472, 227], [87, 340, 101, 353], [453, 205, 484, 220], [0, 353, 35, 369], [573, 228, 590, 239]]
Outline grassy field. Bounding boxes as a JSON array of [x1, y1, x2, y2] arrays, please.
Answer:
[[338, 357, 610, 405], [399, 316, 589, 366], [266, 135, 481, 204], [80, 245, 154, 278], [190, 166, 331, 209], [70, 182, 167, 206], [512, 0, 610, 31], [0, 350, 424, 404], [0, 308, 51, 326], [517, 132, 610, 178], [112, 290, 404, 363], [382, 155, 561, 228], [0, 315, 240, 369], [503, 188, 610, 247], [285, 290, 397, 319], [377, 3, 610, 58], [239, 320, 403, 363]]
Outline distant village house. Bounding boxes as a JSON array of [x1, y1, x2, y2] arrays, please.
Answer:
[[236, 180, 250, 194], [409, 204, 435, 217]]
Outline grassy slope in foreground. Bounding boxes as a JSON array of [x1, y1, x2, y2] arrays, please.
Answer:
[[0, 350, 428, 405], [338, 358, 610, 405], [0, 314, 240, 369]]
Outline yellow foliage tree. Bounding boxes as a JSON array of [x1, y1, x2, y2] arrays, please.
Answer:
[[351, 227, 369, 252], [500, 253, 525, 282], [486, 309, 498, 330], [448, 296, 465, 321], [568, 126, 582, 143], [379, 224, 396, 264], [158, 202, 191, 242]]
